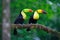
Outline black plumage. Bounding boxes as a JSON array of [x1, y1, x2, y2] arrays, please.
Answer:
[[14, 13, 24, 24], [14, 13, 24, 35], [27, 9, 47, 31], [29, 15, 37, 24], [13, 9, 33, 33], [27, 14, 38, 31]]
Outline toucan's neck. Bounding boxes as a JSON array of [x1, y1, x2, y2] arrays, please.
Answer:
[[21, 11, 27, 19], [21, 11, 25, 14], [35, 11, 40, 14], [35, 11, 38, 13], [33, 11, 39, 19]]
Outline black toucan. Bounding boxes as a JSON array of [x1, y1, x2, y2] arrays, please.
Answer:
[[27, 9, 47, 31], [14, 9, 33, 35]]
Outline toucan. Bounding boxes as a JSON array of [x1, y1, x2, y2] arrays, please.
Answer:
[[27, 9, 47, 31], [14, 9, 33, 35]]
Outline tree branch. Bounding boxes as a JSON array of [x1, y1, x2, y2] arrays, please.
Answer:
[[0, 24, 60, 39], [11, 24, 60, 36]]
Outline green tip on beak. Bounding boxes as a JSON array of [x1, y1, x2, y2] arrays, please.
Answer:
[[23, 9, 33, 12]]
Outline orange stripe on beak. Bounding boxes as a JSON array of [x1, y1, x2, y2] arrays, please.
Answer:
[[29, 9, 33, 12]]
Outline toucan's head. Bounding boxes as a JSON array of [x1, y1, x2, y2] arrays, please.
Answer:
[[37, 9, 47, 14], [23, 9, 33, 13]]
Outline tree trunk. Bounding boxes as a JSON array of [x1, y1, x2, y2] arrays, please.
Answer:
[[2, 0, 10, 40]]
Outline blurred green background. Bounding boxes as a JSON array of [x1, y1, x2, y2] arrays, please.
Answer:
[[0, 0, 2, 23], [0, 0, 60, 40], [0, 0, 2, 40]]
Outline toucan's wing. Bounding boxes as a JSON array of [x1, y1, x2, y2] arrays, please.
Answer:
[[14, 14, 24, 24]]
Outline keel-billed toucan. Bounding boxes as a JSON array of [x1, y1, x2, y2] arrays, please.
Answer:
[[27, 9, 47, 31], [14, 9, 33, 35]]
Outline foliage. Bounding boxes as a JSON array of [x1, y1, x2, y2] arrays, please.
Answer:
[[0, 0, 2, 40], [0, 0, 60, 40], [10, 0, 60, 40], [0, 0, 2, 23]]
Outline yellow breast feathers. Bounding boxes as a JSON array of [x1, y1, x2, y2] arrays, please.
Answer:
[[21, 11, 27, 19], [33, 11, 39, 19]]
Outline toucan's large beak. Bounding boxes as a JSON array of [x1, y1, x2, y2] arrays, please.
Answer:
[[43, 11, 47, 14], [29, 9, 33, 12]]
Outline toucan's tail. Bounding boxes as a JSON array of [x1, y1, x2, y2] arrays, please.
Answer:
[[26, 27, 30, 31], [13, 27, 17, 35]]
